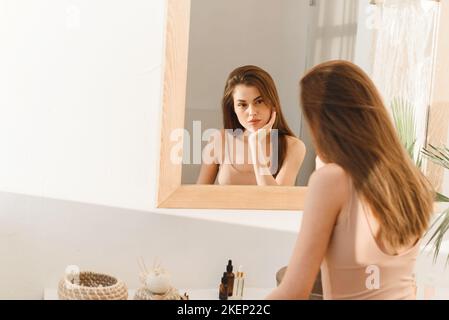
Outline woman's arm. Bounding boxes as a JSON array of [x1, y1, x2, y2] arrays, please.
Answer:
[[196, 162, 219, 184], [265, 164, 348, 299], [196, 130, 223, 185], [273, 137, 306, 186], [250, 136, 306, 186]]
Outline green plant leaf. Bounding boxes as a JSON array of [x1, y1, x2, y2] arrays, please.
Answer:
[[425, 207, 449, 265], [391, 97, 419, 166], [422, 144, 449, 170], [437, 192, 449, 203]]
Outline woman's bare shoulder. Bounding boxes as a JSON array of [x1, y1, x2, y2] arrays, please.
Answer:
[[309, 163, 350, 196], [305, 164, 351, 213], [285, 136, 306, 154]]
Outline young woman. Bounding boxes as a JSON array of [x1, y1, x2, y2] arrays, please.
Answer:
[[266, 60, 434, 299], [196, 65, 306, 186]]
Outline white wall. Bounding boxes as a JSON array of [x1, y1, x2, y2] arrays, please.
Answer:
[[438, 1, 449, 197], [443, 125, 449, 197], [0, 0, 302, 299], [0, 0, 164, 211]]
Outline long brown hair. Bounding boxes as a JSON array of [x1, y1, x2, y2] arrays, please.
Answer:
[[300, 60, 434, 250], [222, 65, 296, 176]]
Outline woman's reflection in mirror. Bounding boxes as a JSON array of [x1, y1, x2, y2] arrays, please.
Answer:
[[196, 65, 306, 186]]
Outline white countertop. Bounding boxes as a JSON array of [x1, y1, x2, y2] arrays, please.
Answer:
[[44, 288, 273, 300]]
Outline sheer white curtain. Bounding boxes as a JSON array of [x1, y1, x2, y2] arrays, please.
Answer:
[[371, 0, 440, 155]]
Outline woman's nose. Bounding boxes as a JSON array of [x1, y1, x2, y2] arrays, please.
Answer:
[[248, 104, 258, 116]]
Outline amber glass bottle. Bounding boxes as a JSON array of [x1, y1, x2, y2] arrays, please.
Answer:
[[219, 272, 228, 300], [226, 260, 235, 296]]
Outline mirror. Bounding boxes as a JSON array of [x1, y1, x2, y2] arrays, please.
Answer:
[[180, 0, 369, 186], [157, 0, 443, 209]]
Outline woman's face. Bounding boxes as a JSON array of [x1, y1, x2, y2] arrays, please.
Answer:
[[232, 84, 272, 133]]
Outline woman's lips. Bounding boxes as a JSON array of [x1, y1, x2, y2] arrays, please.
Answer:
[[248, 119, 261, 125]]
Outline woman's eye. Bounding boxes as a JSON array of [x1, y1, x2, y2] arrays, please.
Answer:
[[256, 100, 263, 105]]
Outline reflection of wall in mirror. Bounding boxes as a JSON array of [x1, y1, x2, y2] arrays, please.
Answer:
[[182, 0, 310, 184], [298, 0, 369, 185]]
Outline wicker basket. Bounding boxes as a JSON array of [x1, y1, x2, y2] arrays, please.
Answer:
[[58, 271, 128, 300]]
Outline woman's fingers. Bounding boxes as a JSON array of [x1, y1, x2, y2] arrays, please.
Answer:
[[263, 111, 276, 130]]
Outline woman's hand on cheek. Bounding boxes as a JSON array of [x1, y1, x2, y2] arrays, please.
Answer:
[[263, 110, 277, 131], [248, 111, 276, 167]]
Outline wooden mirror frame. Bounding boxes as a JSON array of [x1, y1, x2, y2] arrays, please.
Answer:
[[156, 0, 307, 210], [156, 0, 447, 210]]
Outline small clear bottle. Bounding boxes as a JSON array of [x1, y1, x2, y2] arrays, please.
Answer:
[[239, 267, 245, 299], [234, 266, 245, 299]]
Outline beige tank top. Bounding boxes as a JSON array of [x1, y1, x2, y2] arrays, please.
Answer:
[[321, 177, 420, 300], [217, 163, 257, 185], [215, 131, 268, 185]]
